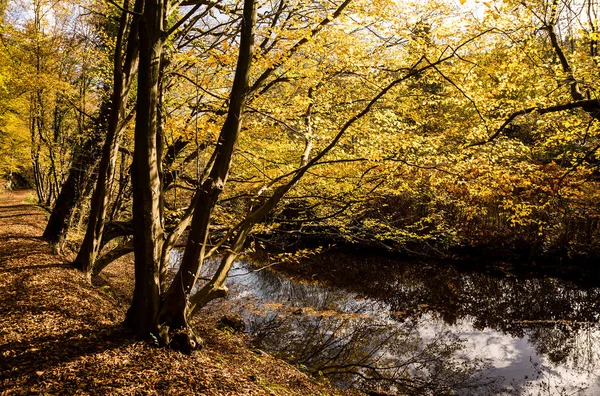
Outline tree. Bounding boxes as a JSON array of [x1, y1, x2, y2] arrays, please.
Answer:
[[124, 0, 168, 337], [42, 6, 125, 247], [158, 0, 258, 335], [30, 0, 600, 353], [73, 0, 141, 276], [2, 0, 104, 208]]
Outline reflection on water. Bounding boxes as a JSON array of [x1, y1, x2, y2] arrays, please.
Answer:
[[187, 257, 600, 395], [376, 265, 600, 394]]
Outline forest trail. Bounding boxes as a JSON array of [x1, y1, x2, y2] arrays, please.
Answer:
[[0, 190, 350, 395]]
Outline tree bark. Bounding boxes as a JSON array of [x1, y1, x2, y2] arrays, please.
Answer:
[[124, 0, 167, 338]]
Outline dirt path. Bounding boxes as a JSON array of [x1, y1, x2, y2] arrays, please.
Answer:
[[0, 190, 349, 395]]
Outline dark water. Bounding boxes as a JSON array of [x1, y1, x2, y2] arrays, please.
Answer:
[[185, 256, 600, 395]]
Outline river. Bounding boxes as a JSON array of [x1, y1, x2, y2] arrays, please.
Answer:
[[180, 255, 600, 395]]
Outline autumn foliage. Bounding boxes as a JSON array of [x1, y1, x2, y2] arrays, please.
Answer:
[[2, 0, 600, 344]]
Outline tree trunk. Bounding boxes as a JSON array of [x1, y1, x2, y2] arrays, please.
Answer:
[[124, 0, 167, 339], [189, 88, 316, 314], [73, 0, 140, 278], [42, 133, 102, 246], [159, 0, 257, 334]]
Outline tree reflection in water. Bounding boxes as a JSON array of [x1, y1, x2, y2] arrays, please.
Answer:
[[201, 260, 493, 394], [191, 258, 600, 395], [378, 266, 600, 374]]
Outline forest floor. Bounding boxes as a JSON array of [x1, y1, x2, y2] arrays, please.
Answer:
[[0, 190, 354, 395]]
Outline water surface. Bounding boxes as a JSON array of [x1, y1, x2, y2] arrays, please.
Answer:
[[191, 257, 600, 395]]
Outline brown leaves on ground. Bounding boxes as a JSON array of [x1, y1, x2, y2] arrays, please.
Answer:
[[0, 190, 355, 395]]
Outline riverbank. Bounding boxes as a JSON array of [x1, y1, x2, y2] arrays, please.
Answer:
[[255, 221, 600, 283], [254, 242, 600, 296], [0, 190, 353, 395]]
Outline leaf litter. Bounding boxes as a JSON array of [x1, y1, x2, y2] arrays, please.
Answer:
[[0, 190, 358, 395]]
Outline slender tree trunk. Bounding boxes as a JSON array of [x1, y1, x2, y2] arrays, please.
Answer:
[[73, 1, 140, 277], [124, 0, 167, 338], [42, 133, 102, 246], [74, 169, 97, 230], [43, 95, 111, 245], [30, 118, 43, 204], [159, 0, 257, 332], [108, 150, 131, 222], [189, 178, 303, 314]]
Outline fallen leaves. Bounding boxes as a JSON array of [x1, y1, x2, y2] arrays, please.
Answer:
[[0, 190, 354, 396]]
